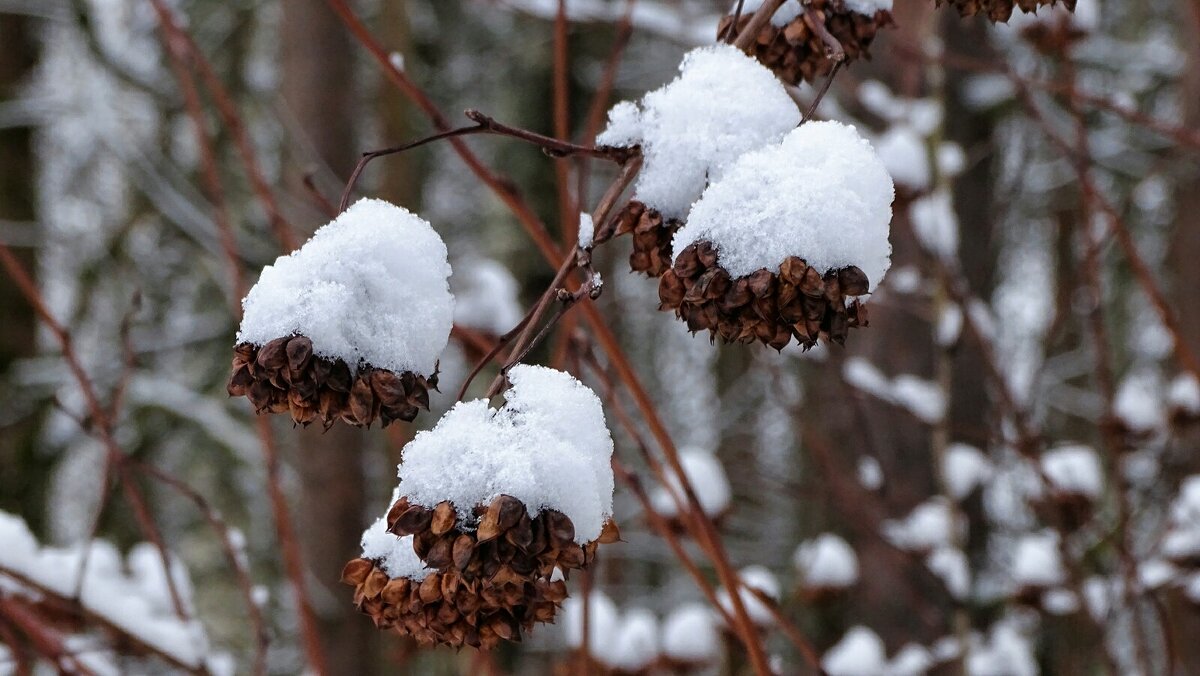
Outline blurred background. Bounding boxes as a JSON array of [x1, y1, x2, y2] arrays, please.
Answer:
[[1, 0, 1200, 674]]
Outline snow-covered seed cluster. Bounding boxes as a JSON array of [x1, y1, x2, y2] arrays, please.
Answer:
[[343, 366, 617, 648], [721, 0, 894, 85], [936, 0, 1076, 23], [660, 245, 870, 349], [342, 496, 600, 649], [600, 44, 893, 351], [227, 337, 437, 427], [230, 198, 453, 428], [650, 448, 732, 533]]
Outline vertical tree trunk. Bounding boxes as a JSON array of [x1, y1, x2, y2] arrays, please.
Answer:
[[280, 2, 375, 674], [0, 13, 41, 521]]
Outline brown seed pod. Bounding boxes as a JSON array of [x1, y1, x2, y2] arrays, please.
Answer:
[[718, 0, 894, 86], [658, 242, 869, 350], [935, 0, 1077, 23], [227, 335, 438, 428], [610, 200, 681, 278], [348, 494, 617, 648]]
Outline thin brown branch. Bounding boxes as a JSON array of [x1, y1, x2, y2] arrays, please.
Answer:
[[733, 0, 786, 51]]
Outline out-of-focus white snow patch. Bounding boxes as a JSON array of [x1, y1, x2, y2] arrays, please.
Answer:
[[858, 455, 885, 490], [1012, 531, 1065, 588], [909, 189, 959, 260], [0, 510, 214, 669], [563, 590, 620, 650], [942, 443, 992, 500], [716, 565, 780, 626], [843, 357, 946, 424], [1161, 476, 1200, 562], [794, 534, 859, 589], [883, 498, 962, 553], [823, 626, 887, 676], [1168, 373, 1200, 415], [605, 607, 660, 672], [650, 449, 731, 519], [965, 617, 1038, 676], [452, 257, 523, 336], [875, 126, 930, 190], [394, 365, 614, 543], [237, 198, 453, 376], [675, 121, 894, 289], [597, 44, 799, 220], [1040, 444, 1103, 499], [662, 602, 721, 664], [927, 546, 970, 599], [1114, 369, 1165, 432]]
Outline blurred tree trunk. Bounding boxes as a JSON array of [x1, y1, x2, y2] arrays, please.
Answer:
[[1166, 1, 1200, 670], [280, 2, 376, 674], [0, 13, 42, 522]]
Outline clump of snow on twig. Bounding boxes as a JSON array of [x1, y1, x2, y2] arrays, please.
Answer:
[[237, 198, 453, 376], [794, 533, 859, 589], [942, 443, 993, 500], [675, 121, 894, 287], [1040, 444, 1103, 499], [562, 593, 660, 671], [395, 365, 614, 542], [597, 44, 800, 220]]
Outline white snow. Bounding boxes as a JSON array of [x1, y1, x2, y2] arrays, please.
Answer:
[[0, 511, 212, 669], [823, 626, 888, 676], [358, 517, 432, 580], [563, 591, 620, 650], [966, 618, 1037, 676], [843, 358, 945, 423], [936, 304, 964, 347], [889, 644, 934, 676], [909, 189, 959, 260], [1168, 373, 1200, 415], [597, 44, 800, 220], [452, 257, 523, 336], [1012, 531, 1065, 588], [875, 126, 930, 190], [1161, 476, 1200, 561], [937, 143, 967, 178], [650, 449, 731, 519], [1040, 444, 1103, 499], [735, 0, 889, 23], [1114, 369, 1164, 432], [942, 443, 992, 500], [716, 565, 780, 626], [661, 603, 721, 664], [1137, 559, 1176, 590], [883, 498, 961, 553], [675, 121, 894, 288], [605, 608, 660, 671], [794, 534, 859, 589], [927, 546, 970, 600], [577, 212, 595, 249], [858, 455, 885, 490], [237, 198, 453, 376], [394, 365, 614, 543]]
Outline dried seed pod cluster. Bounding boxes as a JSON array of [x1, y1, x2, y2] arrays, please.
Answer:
[[233, 198, 452, 427], [936, 0, 1076, 22], [611, 201, 679, 278], [227, 336, 436, 428], [659, 245, 869, 350], [719, 0, 893, 85], [346, 365, 618, 647], [343, 496, 617, 648]]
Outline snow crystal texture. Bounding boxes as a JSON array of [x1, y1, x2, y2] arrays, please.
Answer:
[[674, 121, 894, 288], [596, 44, 800, 220], [238, 198, 453, 376], [359, 517, 432, 580], [395, 365, 614, 543]]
